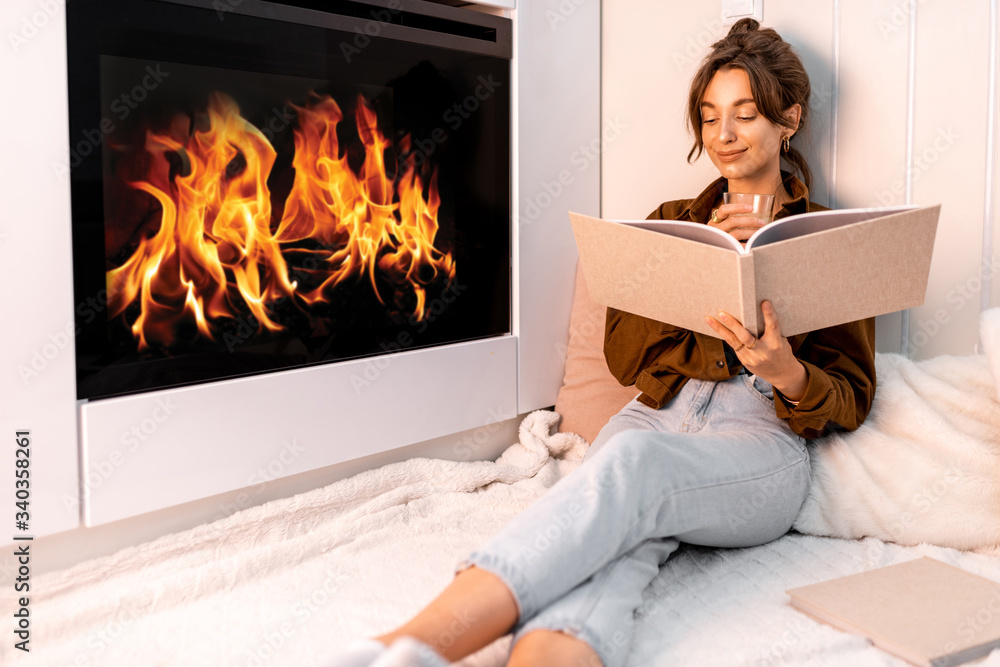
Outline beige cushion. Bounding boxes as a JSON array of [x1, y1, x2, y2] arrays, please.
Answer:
[[554, 263, 639, 443]]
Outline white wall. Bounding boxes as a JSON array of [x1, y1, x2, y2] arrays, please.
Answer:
[[0, 0, 80, 540], [515, 0, 602, 412], [601, 1, 722, 219], [603, 0, 999, 359]]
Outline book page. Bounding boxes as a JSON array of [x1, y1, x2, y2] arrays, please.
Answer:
[[745, 205, 917, 250], [620, 219, 745, 253]]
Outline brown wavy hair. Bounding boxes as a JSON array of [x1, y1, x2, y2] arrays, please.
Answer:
[[687, 18, 812, 189]]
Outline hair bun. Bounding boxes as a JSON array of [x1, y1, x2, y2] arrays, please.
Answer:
[[727, 18, 760, 35]]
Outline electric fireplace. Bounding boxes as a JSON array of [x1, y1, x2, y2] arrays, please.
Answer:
[[68, 0, 511, 400]]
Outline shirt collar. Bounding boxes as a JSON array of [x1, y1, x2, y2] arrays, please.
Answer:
[[678, 171, 812, 222]]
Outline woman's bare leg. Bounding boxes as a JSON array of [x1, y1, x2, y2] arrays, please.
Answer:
[[373, 565, 520, 661], [507, 629, 603, 667]]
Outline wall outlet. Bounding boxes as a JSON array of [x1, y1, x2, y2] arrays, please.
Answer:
[[721, 0, 763, 26]]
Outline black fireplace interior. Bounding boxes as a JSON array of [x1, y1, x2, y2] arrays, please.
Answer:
[[68, 0, 511, 400]]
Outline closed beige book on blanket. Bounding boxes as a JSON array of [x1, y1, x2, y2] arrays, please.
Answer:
[[786, 557, 1000, 667], [568, 205, 939, 337]]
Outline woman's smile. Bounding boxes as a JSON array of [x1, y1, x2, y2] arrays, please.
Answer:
[[715, 148, 747, 162]]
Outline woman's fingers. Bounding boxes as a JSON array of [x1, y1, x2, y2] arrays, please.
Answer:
[[715, 203, 753, 218], [708, 203, 765, 241], [705, 304, 799, 386], [704, 314, 731, 341], [704, 311, 754, 350], [760, 300, 782, 339], [720, 311, 756, 350]]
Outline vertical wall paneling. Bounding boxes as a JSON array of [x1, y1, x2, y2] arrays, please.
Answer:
[[516, 0, 601, 413], [765, 2, 837, 207], [909, 0, 989, 358], [835, 0, 912, 353], [988, 0, 999, 313], [829, 0, 841, 207]]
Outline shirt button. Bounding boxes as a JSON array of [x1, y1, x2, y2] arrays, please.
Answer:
[[716, 360, 725, 369]]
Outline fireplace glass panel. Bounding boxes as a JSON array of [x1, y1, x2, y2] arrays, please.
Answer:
[[68, 0, 511, 400]]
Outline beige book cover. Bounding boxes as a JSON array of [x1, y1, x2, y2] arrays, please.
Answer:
[[786, 557, 1000, 667], [568, 204, 940, 337]]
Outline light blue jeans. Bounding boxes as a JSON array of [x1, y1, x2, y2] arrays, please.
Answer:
[[455, 372, 811, 667]]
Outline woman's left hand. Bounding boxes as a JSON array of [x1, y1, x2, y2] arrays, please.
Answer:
[[705, 300, 808, 402]]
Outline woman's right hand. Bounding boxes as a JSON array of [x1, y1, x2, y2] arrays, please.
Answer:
[[707, 203, 764, 243]]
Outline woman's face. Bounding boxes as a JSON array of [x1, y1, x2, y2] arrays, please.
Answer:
[[700, 68, 797, 191]]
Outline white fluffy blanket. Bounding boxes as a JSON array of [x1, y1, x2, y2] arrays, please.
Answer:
[[794, 309, 1000, 549]]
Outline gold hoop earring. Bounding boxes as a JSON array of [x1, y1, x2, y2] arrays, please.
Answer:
[[782, 135, 790, 152]]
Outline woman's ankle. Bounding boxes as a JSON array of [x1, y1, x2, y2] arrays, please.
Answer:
[[373, 565, 520, 661]]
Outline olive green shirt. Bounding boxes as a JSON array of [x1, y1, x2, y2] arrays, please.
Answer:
[[604, 173, 877, 439]]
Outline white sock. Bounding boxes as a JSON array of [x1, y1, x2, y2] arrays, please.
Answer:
[[324, 638, 387, 667], [371, 637, 449, 667]]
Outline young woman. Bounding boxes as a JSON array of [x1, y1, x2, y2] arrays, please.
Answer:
[[332, 18, 876, 667]]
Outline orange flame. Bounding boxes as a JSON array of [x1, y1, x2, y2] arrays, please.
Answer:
[[107, 92, 455, 350], [276, 94, 455, 320]]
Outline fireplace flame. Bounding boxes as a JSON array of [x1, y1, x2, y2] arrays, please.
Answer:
[[107, 92, 455, 350], [276, 94, 455, 320]]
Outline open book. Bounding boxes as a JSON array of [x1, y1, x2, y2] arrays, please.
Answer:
[[786, 557, 1000, 667], [568, 204, 940, 337]]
